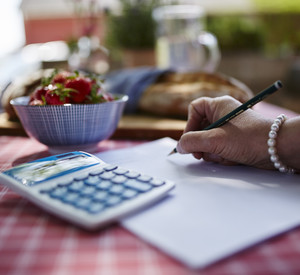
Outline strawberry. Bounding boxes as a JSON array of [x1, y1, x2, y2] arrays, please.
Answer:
[[28, 70, 115, 106], [102, 92, 114, 102], [65, 77, 92, 103], [52, 71, 71, 85], [29, 86, 47, 105], [29, 99, 45, 106], [45, 85, 70, 105]]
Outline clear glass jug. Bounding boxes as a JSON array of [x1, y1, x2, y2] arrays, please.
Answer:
[[153, 5, 220, 72]]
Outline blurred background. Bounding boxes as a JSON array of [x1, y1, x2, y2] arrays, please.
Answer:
[[1, 0, 300, 113]]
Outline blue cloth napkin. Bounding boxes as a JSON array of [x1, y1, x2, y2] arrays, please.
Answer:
[[105, 67, 170, 113]]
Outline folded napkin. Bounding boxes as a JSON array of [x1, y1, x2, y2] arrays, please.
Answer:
[[105, 67, 169, 113]]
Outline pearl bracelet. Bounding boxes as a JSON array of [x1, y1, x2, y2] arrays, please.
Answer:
[[268, 114, 295, 174]]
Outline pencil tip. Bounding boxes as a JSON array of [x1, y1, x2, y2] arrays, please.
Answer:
[[167, 148, 177, 156]]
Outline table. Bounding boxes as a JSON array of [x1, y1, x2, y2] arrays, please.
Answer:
[[1, 103, 300, 275]]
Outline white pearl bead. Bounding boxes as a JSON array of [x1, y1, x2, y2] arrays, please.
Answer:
[[271, 124, 279, 131], [274, 119, 282, 125], [270, 154, 278, 162], [278, 114, 286, 121], [279, 166, 288, 173], [274, 162, 282, 169], [288, 168, 296, 174], [269, 130, 277, 139], [267, 138, 276, 147], [268, 147, 276, 155]]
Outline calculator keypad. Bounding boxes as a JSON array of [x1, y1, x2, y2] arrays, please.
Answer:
[[40, 165, 165, 214]]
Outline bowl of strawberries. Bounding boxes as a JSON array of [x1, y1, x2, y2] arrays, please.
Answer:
[[10, 69, 128, 151]]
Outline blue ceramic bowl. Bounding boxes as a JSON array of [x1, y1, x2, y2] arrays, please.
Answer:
[[11, 95, 128, 150]]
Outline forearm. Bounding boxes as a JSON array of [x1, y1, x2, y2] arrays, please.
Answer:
[[276, 116, 300, 172]]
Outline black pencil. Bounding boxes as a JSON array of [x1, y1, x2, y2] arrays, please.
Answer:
[[168, 80, 283, 156]]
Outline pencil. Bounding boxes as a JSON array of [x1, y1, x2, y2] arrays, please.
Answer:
[[168, 80, 283, 156]]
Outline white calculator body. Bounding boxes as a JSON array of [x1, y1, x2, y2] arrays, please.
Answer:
[[0, 151, 175, 230]]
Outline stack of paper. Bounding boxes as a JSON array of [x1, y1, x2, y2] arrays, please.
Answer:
[[97, 138, 300, 268]]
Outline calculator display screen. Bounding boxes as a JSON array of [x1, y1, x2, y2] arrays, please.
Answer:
[[4, 152, 99, 186]]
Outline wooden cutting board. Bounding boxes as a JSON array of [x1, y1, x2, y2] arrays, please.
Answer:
[[0, 113, 186, 140]]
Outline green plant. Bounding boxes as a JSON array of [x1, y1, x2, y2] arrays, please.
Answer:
[[105, 0, 158, 50], [253, 0, 300, 13], [206, 15, 265, 52]]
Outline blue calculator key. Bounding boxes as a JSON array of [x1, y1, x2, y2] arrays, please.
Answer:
[[63, 192, 80, 204], [93, 190, 109, 201], [114, 168, 128, 175], [68, 180, 85, 191], [137, 175, 153, 182], [75, 197, 92, 209], [100, 171, 115, 180], [96, 180, 112, 190], [74, 173, 89, 181], [109, 184, 125, 195], [111, 175, 127, 184], [104, 164, 118, 171], [80, 186, 97, 196], [122, 189, 138, 199], [89, 169, 104, 176], [40, 189, 52, 194], [125, 171, 140, 178], [124, 180, 152, 192], [85, 176, 101, 185], [105, 195, 122, 206], [50, 186, 68, 199], [149, 179, 165, 187], [87, 202, 106, 214]]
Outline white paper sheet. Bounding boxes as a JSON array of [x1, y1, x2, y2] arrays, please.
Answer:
[[96, 138, 300, 269]]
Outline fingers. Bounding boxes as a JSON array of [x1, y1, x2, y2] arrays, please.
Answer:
[[184, 96, 241, 134], [184, 97, 213, 133], [177, 130, 238, 165], [177, 129, 224, 155]]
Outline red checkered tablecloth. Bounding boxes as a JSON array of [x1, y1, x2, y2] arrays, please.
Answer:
[[1, 102, 300, 275]]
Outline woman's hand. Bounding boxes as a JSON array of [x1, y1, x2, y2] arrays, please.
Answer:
[[176, 96, 275, 169]]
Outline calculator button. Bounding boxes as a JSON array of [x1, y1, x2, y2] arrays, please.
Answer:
[[104, 164, 118, 171], [80, 186, 97, 196], [137, 175, 153, 182], [124, 180, 152, 192], [96, 180, 112, 190], [68, 181, 85, 192], [63, 192, 80, 204], [57, 182, 72, 187], [114, 168, 128, 175], [125, 171, 140, 179], [105, 195, 122, 206], [49, 187, 68, 199], [149, 179, 165, 187], [111, 175, 127, 184], [89, 168, 104, 176], [122, 189, 138, 199], [85, 176, 101, 185], [100, 171, 115, 180], [40, 189, 51, 194], [75, 197, 92, 209], [93, 190, 109, 201], [109, 184, 125, 195], [74, 173, 89, 181], [87, 202, 105, 214]]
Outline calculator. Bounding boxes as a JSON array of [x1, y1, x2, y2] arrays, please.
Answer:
[[0, 151, 175, 230]]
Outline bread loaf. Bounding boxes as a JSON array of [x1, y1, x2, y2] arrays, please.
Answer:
[[138, 72, 253, 118]]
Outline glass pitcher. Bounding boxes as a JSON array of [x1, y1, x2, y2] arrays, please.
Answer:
[[152, 5, 220, 72]]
